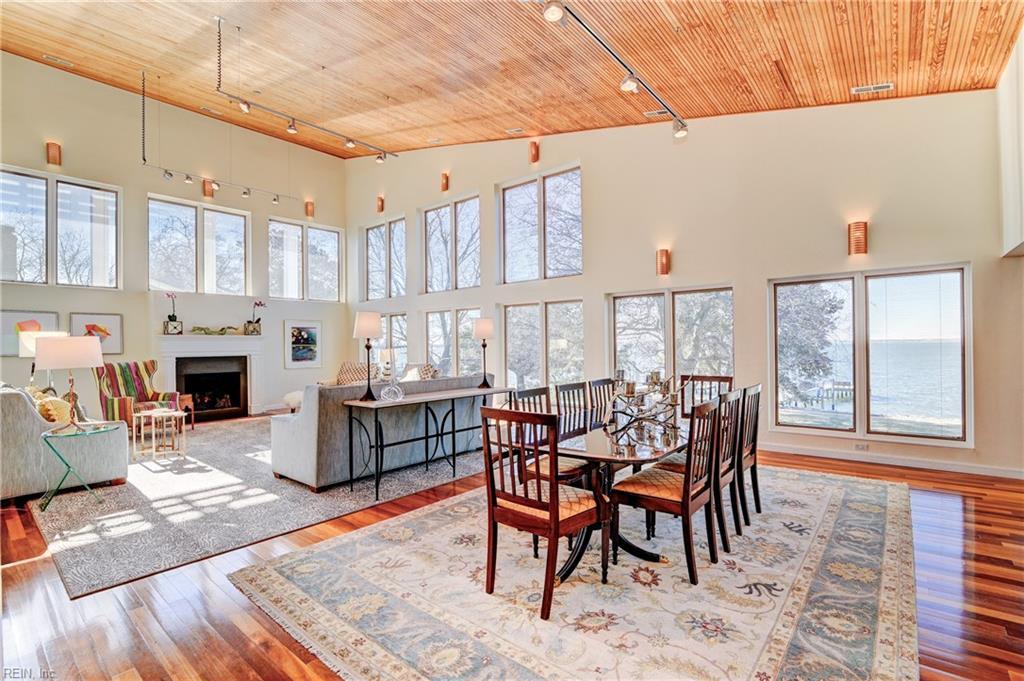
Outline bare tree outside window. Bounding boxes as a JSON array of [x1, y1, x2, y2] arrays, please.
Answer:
[[614, 295, 665, 382], [503, 182, 538, 283], [425, 206, 452, 293], [544, 169, 582, 278], [775, 279, 854, 430], [55, 182, 118, 288], [455, 198, 480, 288], [307, 227, 340, 301], [389, 219, 405, 297], [269, 220, 303, 299], [148, 199, 197, 292], [204, 209, 245, 295], [505, 304, 541, 389], [674, 289, 733, 376], [457, 308, 482, 376], [365, 225, 386, 300], [389, 314, 408, 375], [427, 310, 453, 376], [546, 300, 584, 384], [0, 171, 46, 284]]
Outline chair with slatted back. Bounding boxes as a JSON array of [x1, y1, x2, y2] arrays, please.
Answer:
[[555, 381, 588, 414], [480, 407, 607, 619], [588, 378, 615, 420], [512, 386, 552, 413], [679, 375, 733, 418], [610, 398, 720, 585], [736, 384, 763, 525]]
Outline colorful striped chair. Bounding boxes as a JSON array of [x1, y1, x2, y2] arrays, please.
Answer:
[[92, 360, 179, 428]]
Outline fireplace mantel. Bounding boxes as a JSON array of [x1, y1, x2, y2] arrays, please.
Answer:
[[155, 334, 266, 414]]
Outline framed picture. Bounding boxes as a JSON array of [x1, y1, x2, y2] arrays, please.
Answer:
[[69, 312, 124, 355], [1, 310, 59, 356], [285, 320, 322, 369]]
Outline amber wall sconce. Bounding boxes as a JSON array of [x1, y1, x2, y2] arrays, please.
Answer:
[[529, 141, 540, 164], [441, 172, 449, 192], [45, 141, 62, 166], [376, 195, 385, 213], [202, 179, 215, 198], [656, 249, 671, 275], [848, 221, 868, 255], [305, 201, 315, 218]]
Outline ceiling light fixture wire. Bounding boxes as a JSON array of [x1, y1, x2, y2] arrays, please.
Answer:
[[214, 17, 396, 159]]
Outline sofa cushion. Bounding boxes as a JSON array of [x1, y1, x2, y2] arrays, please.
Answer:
[[37, 396, 72, 423]]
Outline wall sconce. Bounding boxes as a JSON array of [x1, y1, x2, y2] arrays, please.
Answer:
[[305, 201, 315, 218], [529, 141, 540, 164], [202, 179, 215, 198], [376, 195, 385, 213], [441, 172, 449, 192], [656, 248, 671, 275], [848, 221, 868, 255], [45, 141, 62, 166]]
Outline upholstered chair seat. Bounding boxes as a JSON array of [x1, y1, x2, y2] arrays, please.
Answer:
[[612, 466, 686, 503], [496, 479, 597, 521]]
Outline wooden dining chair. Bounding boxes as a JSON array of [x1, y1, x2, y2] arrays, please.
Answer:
[[480, 407, 607, 619], [736, 384, 763, 525], [555, 381, 588, 414], [679, 375, 733, 417], [512, 386, 552, 413], [588, 378, 615, 418], [610, 398, 720, 585]]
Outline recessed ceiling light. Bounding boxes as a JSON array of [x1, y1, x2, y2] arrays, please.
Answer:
[[542, 0, 565, 22], [42, 54, 74, 68], [427, 138, 443, 144], [505, 127, 525, 135]]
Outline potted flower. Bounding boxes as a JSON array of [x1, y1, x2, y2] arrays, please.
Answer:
[[244, 300, 265, 336], [163, 292, 182, 335]]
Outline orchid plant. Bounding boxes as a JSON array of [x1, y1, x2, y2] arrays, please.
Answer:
[[165, 292, 178, 321], [250, 299, 266, 323]]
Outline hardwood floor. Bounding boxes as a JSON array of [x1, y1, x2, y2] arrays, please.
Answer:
[[2, 451, 1021, 680]]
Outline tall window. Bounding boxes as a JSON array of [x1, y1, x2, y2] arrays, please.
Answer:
[[867, 270, 964, 439], [546, 300, 584, 384], [365, 219, 404, 300], [501, 167, 582, 283], [426, 310, 453, 376], [505, 304, 542, 389], [0, 170, 46, 283], [457, 308, 482, 376], [613, 295, 665, 382], [372, 313, 408, 375], [674, 289, 734, 376], [425, 197, 480, 293], [149, 199, 197, 292], [773, 278, 855, 431], [56, 181, 118, 288], [203, 209, 245, 295], [268, 219, 342, 301]]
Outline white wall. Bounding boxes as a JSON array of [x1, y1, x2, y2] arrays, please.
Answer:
[[345, 90, 1024, 477], [998, 41, 1024, 257], [0, 53, 349, 415]]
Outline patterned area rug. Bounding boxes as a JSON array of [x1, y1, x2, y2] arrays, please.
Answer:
[[230, 467, 918, 681], [29, 417, 483, 598]]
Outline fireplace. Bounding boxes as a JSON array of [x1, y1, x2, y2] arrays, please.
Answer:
[[175, 355, 248, 422]]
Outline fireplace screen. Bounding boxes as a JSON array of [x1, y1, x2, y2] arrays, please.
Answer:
[[175, 356, 248, 422]]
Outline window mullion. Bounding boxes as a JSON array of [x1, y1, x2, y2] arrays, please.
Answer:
[[853, 272, 867, 436], [451, 203, 458, 290], [46, 177, 57, 285], [537, 179, 546, 281]]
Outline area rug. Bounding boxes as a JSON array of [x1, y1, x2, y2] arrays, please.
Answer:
[[29, 417, 483, 599], [230, 466, 918, 681]]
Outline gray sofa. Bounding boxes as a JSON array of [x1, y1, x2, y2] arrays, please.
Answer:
[[1, 387, 129, 500], [271, 373, 498, 491]]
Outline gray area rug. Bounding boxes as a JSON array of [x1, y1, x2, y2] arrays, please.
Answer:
[[29, 417, 484, 599]]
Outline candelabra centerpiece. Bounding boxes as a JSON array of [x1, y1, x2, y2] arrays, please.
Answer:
[[603, 370, 681, 444]]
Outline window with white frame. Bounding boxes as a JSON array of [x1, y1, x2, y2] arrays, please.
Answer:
[[203, 209, 246, 295], [501, 300, 584, 389], [149, 199, 198, 292], [268, 219, 342, 301], [371, 313, 407, 375], [423, 307, 481, 377], [457, 308, 482, 376], [771, 266, 969, 443], [546, 300, 584, 384], [426, 310, 454, 376], [365, 219, 405, 300], [425, 197, 480, 293], [1, 168, 120, 287], [673, 288, 734, 376], [505, 304, 541, 389], [613, 294, 665, 382], [501, 167, 582, 284]]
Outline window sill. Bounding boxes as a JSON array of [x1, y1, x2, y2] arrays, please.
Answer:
[[768, 423, 975, 450]]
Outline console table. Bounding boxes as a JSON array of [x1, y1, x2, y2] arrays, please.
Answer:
[[345, 386, 511, 500]]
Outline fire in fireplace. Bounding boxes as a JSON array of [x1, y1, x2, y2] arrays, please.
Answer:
[[175, 356, 248, 422]]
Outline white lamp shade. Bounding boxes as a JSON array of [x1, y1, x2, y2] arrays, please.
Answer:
[[34, 336, 103, 371], [353, 311, 383, 339], [18, 330, 69, 358], [473, 317, 495, 340]]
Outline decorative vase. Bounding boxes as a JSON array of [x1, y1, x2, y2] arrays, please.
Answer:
[[243, 321, 261, 336], [163, 320, 183, 335], [380, 376, 405, 402]]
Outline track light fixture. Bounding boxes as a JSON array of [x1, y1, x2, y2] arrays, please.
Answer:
[[241, 187, 251, 198], [272, 195, 280, 205], [672, 119, 688, 138], [184, 175, 194, 184], [286, 119, 298, 134], [543, 0, 565, 22], [619, 74, 640, 93], [238, 100, 251, 114], [211, 180, 221, 191], [375, 154, 385, 164], [163, 169, 174, 180], [345, 139, 356, 149]]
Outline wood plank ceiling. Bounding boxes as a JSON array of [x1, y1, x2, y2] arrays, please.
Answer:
[[2, 1, 1022, 159]]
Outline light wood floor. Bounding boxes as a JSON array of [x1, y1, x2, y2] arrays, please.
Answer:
[[2, 451, 1021, 680]]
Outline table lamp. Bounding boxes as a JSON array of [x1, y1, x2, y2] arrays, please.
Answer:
[[18, 330, 69, 386], [34, 336, 103, 430], [473, 317, 495, 389], [352, 311, 382, 401]]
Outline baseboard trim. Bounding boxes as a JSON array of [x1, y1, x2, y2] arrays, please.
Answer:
[[760, 441, 1024, 480]]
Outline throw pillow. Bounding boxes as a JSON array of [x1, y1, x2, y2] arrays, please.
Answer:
[[60, 391, 88, 421], [418, 363, 440, 380], [335, 362, 382, 385], [37, 396, 72, 423]]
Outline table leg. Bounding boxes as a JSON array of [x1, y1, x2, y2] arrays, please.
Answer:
[[556, 525, 594, 584], [449, 398, 457, 478], [40, 438, 102, 511], [423, 403, 430, 472], [373, 409, 381, 501], [348, 406, 354, 491]]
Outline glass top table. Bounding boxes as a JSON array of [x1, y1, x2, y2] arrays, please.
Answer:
[[39, 423, 119, 511]]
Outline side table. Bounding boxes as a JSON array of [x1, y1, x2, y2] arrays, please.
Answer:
[[39, 423, 117, 511], [133, 409, 188, 461], [178, 394, 196, 430]]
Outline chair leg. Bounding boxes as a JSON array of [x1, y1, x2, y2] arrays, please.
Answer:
[[645, 510, 656, 540], [486, 521, 498, 594], [611, 506, 619, 565], [750, 461, 762, 513], [532, 534, 539, 559], [737, 465, 751, 526], [682, 513, 698, 585], [540, 536, 559, 620], [600, 521, 609, 584], [704, 500, 719, 564], [567, 533, 574, 551], [713, 485, 731, 554], [729, 478, 743, 536]]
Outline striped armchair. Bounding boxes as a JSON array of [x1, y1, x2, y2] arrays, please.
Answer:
[[92, 360, 178, 427]]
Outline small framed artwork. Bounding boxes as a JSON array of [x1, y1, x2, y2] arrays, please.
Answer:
[[1, 310, 59, 356], [285, 320, 322, 369], [70, 312, 124, 355]]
